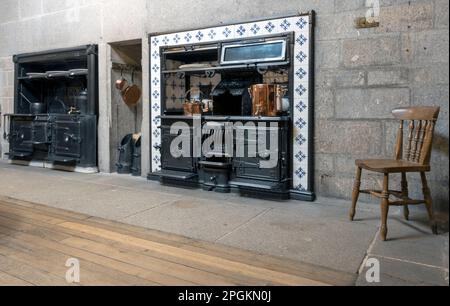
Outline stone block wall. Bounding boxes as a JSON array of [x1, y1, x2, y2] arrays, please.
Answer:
[[0, 0, 448, 213]]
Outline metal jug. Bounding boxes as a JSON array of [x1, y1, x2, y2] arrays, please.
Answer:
[[75, 89, 88, 114]]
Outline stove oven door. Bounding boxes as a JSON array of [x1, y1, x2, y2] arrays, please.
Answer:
[[161, 126, 195, 172], [234, 154, 281, 182], [9, 117, 34, 158], [32, 116, 51, 145], [50, 117, 82, 162], [233, 125, 281, 182]]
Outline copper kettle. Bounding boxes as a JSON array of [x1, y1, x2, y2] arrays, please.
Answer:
[[183, 88, 211, 116]]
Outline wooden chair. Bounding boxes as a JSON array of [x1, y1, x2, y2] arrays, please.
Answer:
[[349, 107, 441, 241]]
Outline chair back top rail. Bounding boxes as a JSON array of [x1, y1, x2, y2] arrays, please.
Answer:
[[392, 107, 440, 166], [392, 107, 440, 121]]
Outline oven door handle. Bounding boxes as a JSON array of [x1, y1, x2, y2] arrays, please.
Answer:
[[63, 132, 82, 144], [258, 151, 271, 160]]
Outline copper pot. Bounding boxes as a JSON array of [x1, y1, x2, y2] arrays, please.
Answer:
[[122, 84, 141, 107], [115, 78, 128, 91], [183, 88, 208, 116], [248, 84, 275, 116], [117, 70, 141, 107], [183, 102, 203, 116], [248, 84, 287, 117]]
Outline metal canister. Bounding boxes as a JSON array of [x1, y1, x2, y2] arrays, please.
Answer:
[[75, 89, 88, 114]]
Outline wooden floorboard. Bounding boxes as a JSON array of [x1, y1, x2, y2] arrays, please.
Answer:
[[0, 196, 356, 286]]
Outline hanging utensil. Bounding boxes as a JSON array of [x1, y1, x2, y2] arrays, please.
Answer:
[[122, 69, 141, 107], [115, 69, 129, 91]]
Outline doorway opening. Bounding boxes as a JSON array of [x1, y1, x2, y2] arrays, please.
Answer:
[[109, 40, 143, 174]]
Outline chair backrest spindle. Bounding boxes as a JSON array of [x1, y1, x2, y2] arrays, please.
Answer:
[[404, 120, 415, 161], [392, 107, 440, 166], [395, 120, 404, 160]]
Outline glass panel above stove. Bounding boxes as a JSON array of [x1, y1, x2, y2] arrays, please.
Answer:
[[220, 38, 287, 65]]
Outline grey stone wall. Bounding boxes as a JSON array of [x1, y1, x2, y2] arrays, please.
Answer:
[[0, 0, 448, 213]]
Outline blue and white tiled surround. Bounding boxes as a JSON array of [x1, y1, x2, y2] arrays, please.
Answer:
[[150, 13, 314, 196]]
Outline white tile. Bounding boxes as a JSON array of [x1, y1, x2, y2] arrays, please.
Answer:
[[215, 25, 236, 41], [289, 16, 310, 35], [247, 20, 281, 36], [273, 17, 296, 33], [245, 22, 266, 37], [234, 23, 250, 39], [176, 31, 195, 44]]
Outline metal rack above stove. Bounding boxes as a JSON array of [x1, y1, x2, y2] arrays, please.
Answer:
[[162, 61, 290, 73], [18, 69, 89, 81]]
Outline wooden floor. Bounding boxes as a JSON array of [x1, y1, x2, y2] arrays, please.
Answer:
[[0, 196, 355, 286]]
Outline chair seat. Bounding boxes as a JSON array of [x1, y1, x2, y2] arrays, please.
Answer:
[[356, 159, 430, 173]]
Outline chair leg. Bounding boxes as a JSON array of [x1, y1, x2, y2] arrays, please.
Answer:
[[380, 173, 390, 241], [421, 172, 438, 235], [350, 167, 362, 221], [401, 173, 410, 221]]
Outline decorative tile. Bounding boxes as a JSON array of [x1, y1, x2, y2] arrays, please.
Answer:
[[223, 27, 233, 38], [294, 133, 307, 146], [296, 34, 308, 46], [173, 34, 181, 44], [265, 22, 278, 34], [152, 90, 160, 99], [184, 32, 193, 43], [153, 117, 161, 126], [295, 167, 307, 179], [295, 68, 307, 80], [195, 31, 205, 42], [249, 23, 261, 35], [293, 156, 309, 187], [296, 17, 308, 30], [152, 64, 160, 73], [295, 100, 307, 113], [295, 151, 307, 163], [161, 36, 170, 45], [153, 154, 161, 164], [153, 129, 161, 138], [207, 29, 217, 40], [151, 37, 160, 47], [204, 25, 235, 41], [295, 84, 308, 97], [296, 51, 308, 63], [280, 19, 292, 31], [294, 184, 307, 192], [234, 24, 252, 38], [152, 103, 160, 113]]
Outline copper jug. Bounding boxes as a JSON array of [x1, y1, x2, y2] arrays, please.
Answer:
[[248, 84, 274, 116], [249, 84, 283, 116], [183, 88, 208, 116]]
